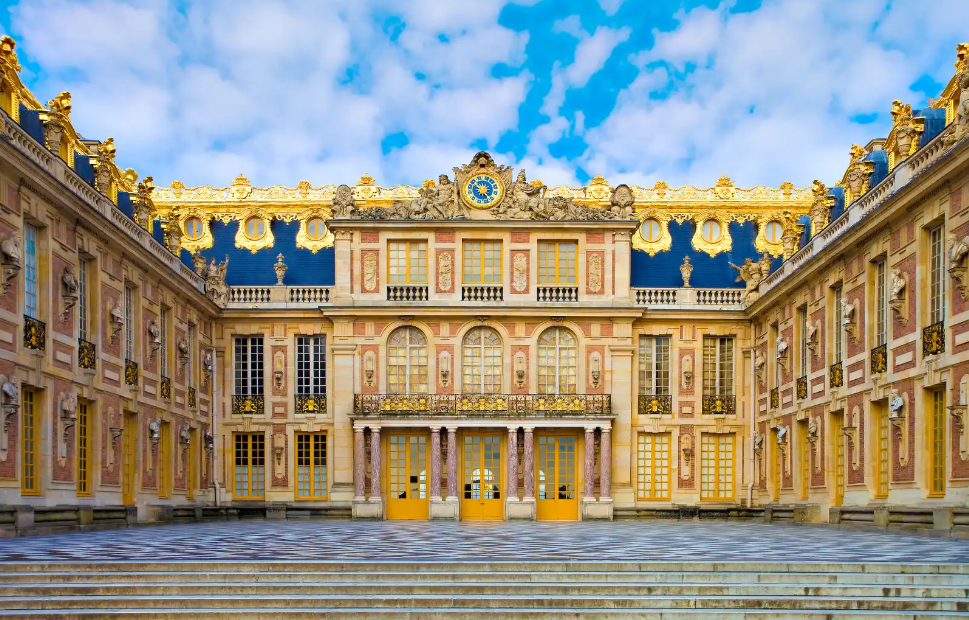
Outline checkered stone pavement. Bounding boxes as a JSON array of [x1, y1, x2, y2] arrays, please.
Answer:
[[0, 520, 967, 563]]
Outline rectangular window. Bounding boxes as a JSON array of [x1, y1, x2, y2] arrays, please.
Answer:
[[186, 430, 195, 500], [798, 306, 809, 376], [702, 336, 734, 395], [124, 285, 134, 361], [234, 433, 266, 499], [930, 389, 946, 496], [770, 323, 780, 389], [160, 308, 169, 377], [930, 226, 945, 324], [77, 402, 90, 497], [78, 259, 88, 342], [158, 421, 170, 499], [638, 336, 671, 395], [296, 336, 326, 396], [234, 337, 264, 396], [538, 241, 577, 284], [875, 403, 890, 499], [832, 286, 843, 363], [21, 389, 37, 495], [388, 241, 427, 284], [636, 433, 671, 500], [188, 324, 196, 388], [296, 432, 328, 499], [799, 420, 810, 501], [462, 241, 503, 284], [834, 413, 845, 507], [875, 259, 887, 346], [771, 430, 781, 502], [24, 224, 37, 319], [700, 433, 734, 500]]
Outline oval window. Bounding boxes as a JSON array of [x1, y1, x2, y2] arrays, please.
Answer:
[[305, 217, 326, 241], [764, 220, 783, 244], [245, 217, 267, 240], [700, 219, 722, 243], [183, 217, 204, 240], [642, 218, 662, 243]]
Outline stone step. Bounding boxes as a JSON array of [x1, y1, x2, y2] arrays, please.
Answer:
[[2, 571, 966, 586], [1, 582, 966, 598], [0, 609, 967, 619], [0, 593, 965, 612]]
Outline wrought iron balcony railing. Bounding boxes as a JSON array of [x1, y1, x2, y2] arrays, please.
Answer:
[[638, 394, 672, 415], [870, 343, 887, 375], [701, 394, 736, 415], [829, 361, 844, 388], [160, 376, 172, 400], [23, 315, 45, 351], [796, 375, 808, 400], [353, 393, 611, 416], [232, 393, 264, 415], [923, 320, 945, 356], [387, 285, 428, 302], [78, 338, 96, 370], [770, 388, 779, 409], [536, 286, 579, 302], [124, 359, 139, 386], [296, 393, 327, 415]]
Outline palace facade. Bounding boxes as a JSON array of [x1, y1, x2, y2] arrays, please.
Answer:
[[0, 35, 967, 532]]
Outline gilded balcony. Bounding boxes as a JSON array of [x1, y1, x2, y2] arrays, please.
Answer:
[[829, 361, 844, 388], [353, 393, 612, 417], [188, 386, 198, 410], [124, 359, 139, 386], [796, 375, 808, 400], [78, 338, 96, 370], [232, 394, 264, 415], [923, 321, 945, 356], [870, 343, 888, 375], [23, 315, 45, 351], [769, 388, 779, 409], [160, 376, 172, 400], [638, 394, 672, 415], [296, 393, 327, 415], [702, 394, 736, 415]]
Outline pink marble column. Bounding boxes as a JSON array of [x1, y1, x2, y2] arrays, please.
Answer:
[[600, 426, 612, 500], [446, 427, 458, 500], [353, 427, 365, 500], [369, 427, 381, 499], [522, 427, 535, 500], [584, 427, 596, 500], [507, 426, 518, 501], [430, 427, 442, 501]]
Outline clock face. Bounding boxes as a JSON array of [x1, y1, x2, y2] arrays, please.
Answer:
[[462, 173, 503, 209]]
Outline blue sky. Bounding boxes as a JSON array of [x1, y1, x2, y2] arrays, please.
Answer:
[[1, 0, 966, 189]]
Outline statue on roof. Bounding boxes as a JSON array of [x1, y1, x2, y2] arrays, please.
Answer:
[[496, 169, 545, 219], [608, 184, 635, 219], [205, 256, 230, 308], [729, 257, 764, 305], [891, 100, 921, 158], [809, 180, 830, 237], [330, 184, 355, 218], [94, 138, 116, 193], [843, 144, 874, 203], [945, 45, 969, 148], [133, 176, 156, 231]]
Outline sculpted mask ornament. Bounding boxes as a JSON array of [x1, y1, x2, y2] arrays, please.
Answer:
[[331, 184, 355, 218], [205, 256, 231, 308], [680, 256, 693, 288], [729, 257, 764, 305], [948, 233, 969, 300], [608, 184, 636, 219]]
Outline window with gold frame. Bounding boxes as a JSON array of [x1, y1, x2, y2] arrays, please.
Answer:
[[77, 402, 90, 497], [700, 433, 734, 500], [462, 240, 502, 284], [387, 327, 428, 394], [929, 389, 946, 497], [537, 327, 578, 394], [21, 389, 38, 496], [538, 241, 577, 284], [637, 433, 671, 500], [234, 432, 266, 499], [874, 403, 890, 499], [388, 241, 428, 284], [462, 327, 502, 394], [296, 432, 328, 500]]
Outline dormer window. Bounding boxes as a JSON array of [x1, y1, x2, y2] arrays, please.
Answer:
[[700, 220, 722, 244], [244, 217, 267, 240], [305, 217, 326, 241], [184, 217, 204, 240], [763, 220, 783, 244], [642, 218, 662, 243]]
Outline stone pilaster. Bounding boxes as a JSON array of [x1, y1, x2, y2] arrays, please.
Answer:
[[509, 426, 536, 520], [584, 427, 596, 502], [507, 426, 519, 501]]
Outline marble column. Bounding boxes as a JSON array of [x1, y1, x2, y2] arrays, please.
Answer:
[[584, 426, 596, 501], [353, 427, 365, 500], [369, 426, 381, 500], [600, 426, 612, 500], [446, 426, 458, 500], [507, 426, 519, 501], [522, 427, 535, 501], [430, 427, 442, 501]]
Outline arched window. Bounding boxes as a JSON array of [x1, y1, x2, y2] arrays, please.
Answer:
[[537, 327, 578, 394], [387, 327, 428, 394], [462, 327, 502, 394]]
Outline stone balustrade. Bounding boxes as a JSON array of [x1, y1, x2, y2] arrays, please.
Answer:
[[227, 286, 331, 308], [633, 287, 745, 309]]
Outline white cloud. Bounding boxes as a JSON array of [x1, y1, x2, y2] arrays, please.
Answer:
[[598, 0, 626, 17]]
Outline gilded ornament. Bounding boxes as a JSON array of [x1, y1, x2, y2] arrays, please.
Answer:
[[633, 208, 673, 256], [691, 210, 732, 257], [680, 256, 693, 288], [453, 152, 511, 211], [295, 207, 334, 252], [177, 207, 214, 254], [229, 173, 253, 200], [233, 208, 274, 253], [808, 180, 832, 237], [840, 144, 875, 204], [886, 100, 924, 170]]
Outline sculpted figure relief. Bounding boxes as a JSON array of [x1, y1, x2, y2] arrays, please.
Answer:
[[809, 180, 830, 235], [948, 67, 969, 147], [729, 257, 764, 305], [330, 184, 355, 218], [205, 256, 231, 308]]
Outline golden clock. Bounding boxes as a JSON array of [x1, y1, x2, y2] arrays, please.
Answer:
[[461, 173, 504, 210]]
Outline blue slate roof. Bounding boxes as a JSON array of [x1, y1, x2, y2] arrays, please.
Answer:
[[180, 219, 335, 286], [19, 105, 44, 145]]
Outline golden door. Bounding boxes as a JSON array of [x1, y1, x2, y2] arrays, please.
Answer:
[[122, 413, 137, 506], [461, 433, 503, 521], [386, 433, 429, 520], [536, 433, 579, 521]]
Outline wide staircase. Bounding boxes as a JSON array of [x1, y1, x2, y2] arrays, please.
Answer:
[[0, 561, 966, 618]]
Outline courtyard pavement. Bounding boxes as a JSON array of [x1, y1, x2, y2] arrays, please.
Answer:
[[0, 520, 968, 564]]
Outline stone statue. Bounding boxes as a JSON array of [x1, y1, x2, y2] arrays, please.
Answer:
[[888, 389, 904, 418], [425, 174, 466, 219], [946, 65, 969, 147], [776, 336, 788, 359], [202, 350, 213, 376], [61, 266, 78, 298], [680, 256, 693, 288], [274, 254, 287, 285], [608, 184, 636, 219], [754, 350, 765, 385], [844, 144, 873, 201], [729, 257, 764, 305], [177, 336, 190, 362], [840, 298, 854, 326], [758, 254, 773, 279], [949, 233, 969, 266], [809, 180, 830, 235], [191, 251, 206, 276], [205, 255, 230, 308], [330, 184, 355, 218], [781, 226, 800, 258], [890, 268, 906, 302], [148, 418, 161, 442], [1, 236, 22, 271], [147, 319, 161, 345], [94, 137, 115, 193], [132, 176, 155, 230], [502, 170, 545, 219]]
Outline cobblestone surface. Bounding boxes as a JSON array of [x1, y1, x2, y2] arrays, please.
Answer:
[[1, 521, 967, 564]]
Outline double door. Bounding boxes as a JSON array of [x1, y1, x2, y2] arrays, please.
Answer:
[[536, 433, 579, 520], [386, 433, 429, 520], [461, 433, 503, 520]]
